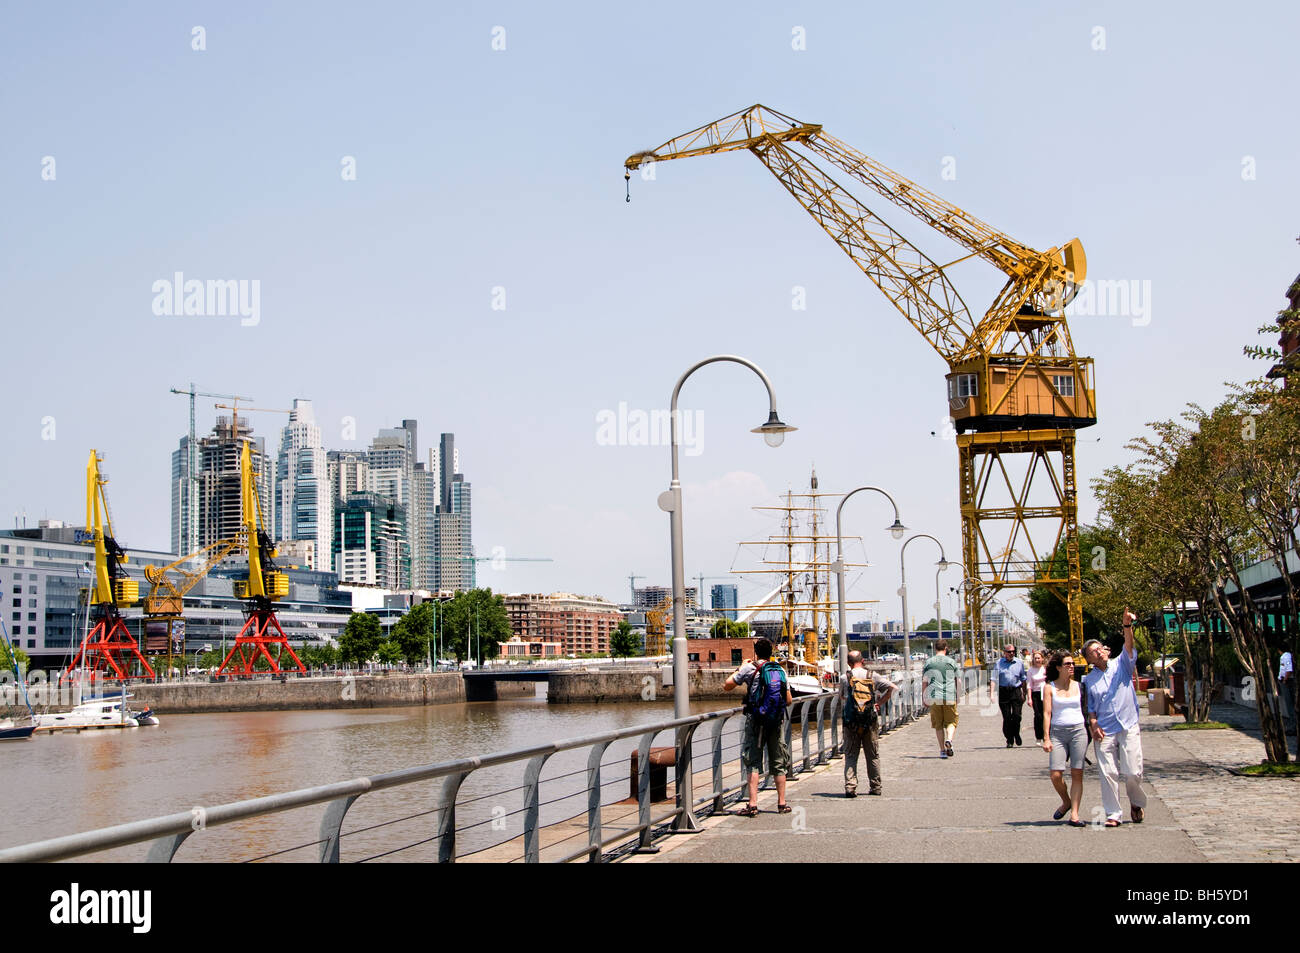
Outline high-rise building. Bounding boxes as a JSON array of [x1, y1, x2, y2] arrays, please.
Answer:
[[413, 457, 438, 590], [710, 584, 739, 620], [430, 433, 474, 592], [275, 399, 332, 561], [171, 416, 273, 553], [634, 585, 698, 610], [327, 450, 369, 503], [333, 492, 409, 589], [367, 422, 418, 588]]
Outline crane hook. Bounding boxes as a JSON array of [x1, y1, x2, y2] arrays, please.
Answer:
[[625, 169, 631, 203]]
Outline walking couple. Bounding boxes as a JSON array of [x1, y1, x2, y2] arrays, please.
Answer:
[[1044, 608, 1147, 828]]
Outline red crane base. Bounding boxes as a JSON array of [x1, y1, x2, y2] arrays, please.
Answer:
[[217, 608, 306, 677], [65, 614, 157, 680]]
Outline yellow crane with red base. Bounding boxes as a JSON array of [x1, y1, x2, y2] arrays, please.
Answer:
[[626, 105, 1095, 655], [65, 451, 156, 680], [214, 440, 305, 676]]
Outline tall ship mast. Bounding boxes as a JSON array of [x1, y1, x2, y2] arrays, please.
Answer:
[[732, 468, 875, 665]]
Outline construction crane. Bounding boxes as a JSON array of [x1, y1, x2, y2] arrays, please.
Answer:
[[644, 595, 674, 658], [143, 537, 243, 618], [66, 451, 155, 680], [627, 573, 643, 605], [626, 105, 1095, 656], [215, 440, 304, 676], [170, 385, 253, 557]]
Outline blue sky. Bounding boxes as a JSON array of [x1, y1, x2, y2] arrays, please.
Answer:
[[2, 1, 1297, 628]]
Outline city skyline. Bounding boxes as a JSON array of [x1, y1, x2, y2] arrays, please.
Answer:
[[3, 3, 1297, 632]]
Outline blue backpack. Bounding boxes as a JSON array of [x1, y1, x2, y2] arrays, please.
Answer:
[[745, 661, 788, 729]]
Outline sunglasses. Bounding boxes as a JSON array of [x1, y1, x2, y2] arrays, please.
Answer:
[[1062, 661, 1076, 666]]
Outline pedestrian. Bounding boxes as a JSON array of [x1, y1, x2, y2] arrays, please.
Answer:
[[724, 637, 793, 816], [1082, 608, 1148, 827], [991, 643, 1028, 747], [1279, 649, 1294, 726], [921, 639, 961, 758], [1028, 650, 1048, 746], [1043, 650, 1087, 826], [840, 650, 895, 796]]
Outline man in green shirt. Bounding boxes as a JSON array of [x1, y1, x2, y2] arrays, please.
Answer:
[[922, 640, 962, 758]]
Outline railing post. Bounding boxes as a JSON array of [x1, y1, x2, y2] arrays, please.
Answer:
[[814, 694, 830, 765], [144, 831, 191, 863], [436, 770, 473, 863], [781, 704, 794, 781], [585, 741, 611, 862], [711, 714, 731, 814], [634, 729, 658, 853], [831, 690, 842, 755], [672, 722, 702, 832], [522, 751, 554, 863], [800, 698, 813, 773], [318, 794, 360, 863]]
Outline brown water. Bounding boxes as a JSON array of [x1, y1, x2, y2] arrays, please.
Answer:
[[0, 690, 739, 862]]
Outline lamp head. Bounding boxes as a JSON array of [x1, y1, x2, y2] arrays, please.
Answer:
[[752, 411, 796, 448], [938, 559, 950, 571], [888, 520, 906, 540]]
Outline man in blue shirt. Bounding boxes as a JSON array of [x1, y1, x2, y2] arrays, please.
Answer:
[[1082, 608, 1148, 826], [990, 643, 1027, 747]]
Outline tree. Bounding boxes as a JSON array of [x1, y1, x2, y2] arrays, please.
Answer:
[[0, 640, 30, 673], [338, 612, 383, 668], [709, 618, 751, 640], [391, 602, 436, 665], [609, 620, 641, 658], [437, 589, 511, 663], [376, 640, 404, 668], [915, 618, 957, 632]]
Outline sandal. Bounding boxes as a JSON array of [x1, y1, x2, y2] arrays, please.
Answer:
[[1068, 819, 1087, 827], [1104, 819, 1121, 828], [1053, 806, 1069, 821], [777, 803, 792, 814], [736, 804, 759, 817]]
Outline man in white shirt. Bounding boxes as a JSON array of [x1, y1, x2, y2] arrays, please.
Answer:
[[1279, 650, 1294, 725], [1082, 607, 1148, 827]]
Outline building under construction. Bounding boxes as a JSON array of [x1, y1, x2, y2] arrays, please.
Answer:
[[171, 416, 273, 554]]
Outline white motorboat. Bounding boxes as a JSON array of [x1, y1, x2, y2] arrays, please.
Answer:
[[779, 657, 825, 697], [33, 694, 160, 733]]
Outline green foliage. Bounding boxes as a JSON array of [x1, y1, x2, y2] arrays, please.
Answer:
[[709, 618, 752, 639], [609, 620, 641, 658], [338, 612, 383, 667], [298, 643, 339, 669], [0, 640, 30, 673], [436, 589, 511, 663], [376, 640, 404, 667], [915, 617, 957, 632], [391, 602, 436, 665]]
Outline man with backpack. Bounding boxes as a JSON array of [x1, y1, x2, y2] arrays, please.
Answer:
[[724, 637, 794, 816], [840, 650, 896, 797]]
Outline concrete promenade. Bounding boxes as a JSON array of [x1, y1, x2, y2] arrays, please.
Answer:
[[639, 695, 1300, 864]]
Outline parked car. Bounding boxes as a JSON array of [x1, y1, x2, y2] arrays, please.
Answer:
[[879, 653, 902, 662]]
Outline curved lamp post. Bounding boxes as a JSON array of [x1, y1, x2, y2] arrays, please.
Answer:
[[660, 355, 794, 720], [934, 559, 965, 663], [899, 534, 947, 677], [833, 488, 906, 678]]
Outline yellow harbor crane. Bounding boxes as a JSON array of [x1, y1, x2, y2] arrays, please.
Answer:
[[626, 105, 1095, 655], [66, 451, 155, 679]]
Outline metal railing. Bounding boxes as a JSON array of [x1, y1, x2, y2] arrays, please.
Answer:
[[0, 668, 986, 864]]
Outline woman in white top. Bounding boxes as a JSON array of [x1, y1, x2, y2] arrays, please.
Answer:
[[1027, 650, 1047, 746], [1042, 650, 1087, 826]]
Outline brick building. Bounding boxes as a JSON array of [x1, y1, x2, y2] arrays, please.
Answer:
[[504, 592, 624, 656]]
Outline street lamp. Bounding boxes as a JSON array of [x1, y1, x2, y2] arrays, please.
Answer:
[[899, 534, 947, 678], [935, 559, 965, 663], [661, 354, 794, 722], [833, 487, 905, 678]]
